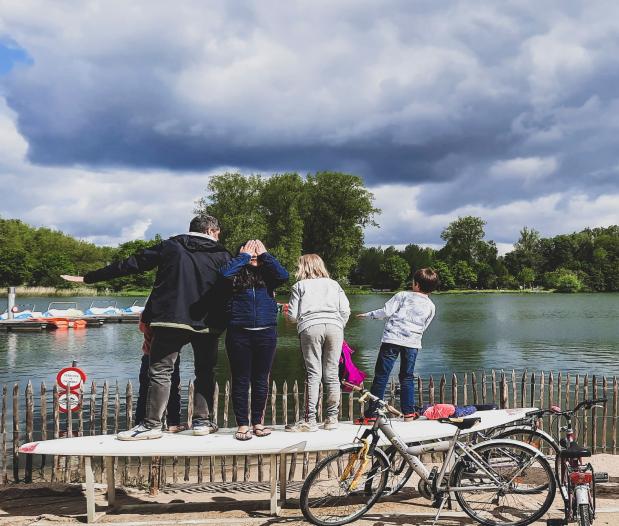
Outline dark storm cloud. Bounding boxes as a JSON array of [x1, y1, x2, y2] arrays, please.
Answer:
[[0, 1, 617, 246]]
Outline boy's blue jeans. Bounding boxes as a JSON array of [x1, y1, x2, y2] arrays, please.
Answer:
[[365, 343, 418, 417]]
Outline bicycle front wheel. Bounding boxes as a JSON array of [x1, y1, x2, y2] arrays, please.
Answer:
[[383, 445, 414, 495], [300, 446, 389, 526], [452, 440, 556, 526], [576, 503, 592, 526], [493, 427, 559, 463]]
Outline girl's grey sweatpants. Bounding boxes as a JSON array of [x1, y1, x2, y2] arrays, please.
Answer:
[[300, 323, 344, 423]]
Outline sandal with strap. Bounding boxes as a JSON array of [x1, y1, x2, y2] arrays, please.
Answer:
[[253, 425, 272, 437], [234, 427, 253, 441]]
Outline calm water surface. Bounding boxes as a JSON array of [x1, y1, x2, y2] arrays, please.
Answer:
[[1, 293, 618, 391]]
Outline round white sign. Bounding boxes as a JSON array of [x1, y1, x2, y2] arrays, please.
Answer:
[[56, 366, 87, 390], [58, 391, 80, 413]]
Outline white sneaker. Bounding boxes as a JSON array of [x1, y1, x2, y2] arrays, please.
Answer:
[[117, 424, 163, 441], [285, 420, 318, 432], [323, 416, 339, 430], [192, 419, 218, 435]]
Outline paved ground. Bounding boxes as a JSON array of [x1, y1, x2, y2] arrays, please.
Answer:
[[1, 454, 618, 526]]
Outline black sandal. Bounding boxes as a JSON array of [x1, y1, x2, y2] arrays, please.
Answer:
[[253, 425, 272, 437], [234, 427, 253, 441]]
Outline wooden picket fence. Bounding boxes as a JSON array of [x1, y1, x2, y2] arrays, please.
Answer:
[[1, 370, 618, 490]]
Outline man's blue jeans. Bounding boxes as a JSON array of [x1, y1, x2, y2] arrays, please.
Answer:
[[365, 343, 418, 417]]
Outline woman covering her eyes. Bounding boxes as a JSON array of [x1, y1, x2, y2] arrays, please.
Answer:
[[219, 239, 289, 440]]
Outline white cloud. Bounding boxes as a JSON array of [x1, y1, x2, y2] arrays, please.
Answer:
[[489, 156, 558, 182]]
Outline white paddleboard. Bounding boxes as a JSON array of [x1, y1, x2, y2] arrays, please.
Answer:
[[19, 408, 534, 457]]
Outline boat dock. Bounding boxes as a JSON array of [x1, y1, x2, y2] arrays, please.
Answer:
[[0, 313, 140, 332]]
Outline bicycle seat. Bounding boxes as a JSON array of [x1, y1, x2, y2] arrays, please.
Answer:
[[559, 443, 591, 459], [437, 417, 481, 430]]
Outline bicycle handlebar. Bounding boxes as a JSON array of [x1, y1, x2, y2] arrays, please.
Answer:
[[343, 381, 403, 418], [573, 397, 607, 412], [524, 398, 607, 420]]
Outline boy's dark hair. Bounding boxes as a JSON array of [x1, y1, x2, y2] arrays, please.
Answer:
[[413, 268, 440, 293], [189, 215, 220, 233]]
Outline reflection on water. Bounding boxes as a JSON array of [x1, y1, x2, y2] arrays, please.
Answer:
[[0, 293, 618, 391]]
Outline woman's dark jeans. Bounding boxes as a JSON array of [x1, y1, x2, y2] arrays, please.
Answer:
[[226, 327, 277, 426], [136, 353, 181, 426], [365, 342, 418, 417]]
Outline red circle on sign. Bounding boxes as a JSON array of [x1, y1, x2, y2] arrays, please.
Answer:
[[58, 391, 81, 413], [56, 367, 87, 391]]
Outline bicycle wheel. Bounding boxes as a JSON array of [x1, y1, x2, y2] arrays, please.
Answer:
[[452, 440, 556, 526], [300, 446, 389, 526], [576, 503, 592, 526], [493, 427, 559, 463], [383, 445, 414, 495], [492, 428, 559, 492]]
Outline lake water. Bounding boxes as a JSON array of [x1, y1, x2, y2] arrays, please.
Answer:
[[1, 293, 618, 391]]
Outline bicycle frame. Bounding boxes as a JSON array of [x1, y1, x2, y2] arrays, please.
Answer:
[[362, 411, 540, 497]]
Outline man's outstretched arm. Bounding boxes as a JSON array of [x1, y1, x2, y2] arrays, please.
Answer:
[[62, 244, 164, 284]]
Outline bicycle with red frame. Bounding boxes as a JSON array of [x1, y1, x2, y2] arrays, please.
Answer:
[[547, 397, 608, 526]]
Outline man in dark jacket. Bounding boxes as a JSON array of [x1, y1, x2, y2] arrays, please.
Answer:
[[62, 215, 231, 440]]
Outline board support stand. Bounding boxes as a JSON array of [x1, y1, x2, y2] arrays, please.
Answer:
[[105, 456, 116, 507], [269, 455, 280, 515]]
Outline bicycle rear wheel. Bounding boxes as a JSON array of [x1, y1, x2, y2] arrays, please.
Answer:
[[300, 446, 389, 526], [452, 440, 556, 526]]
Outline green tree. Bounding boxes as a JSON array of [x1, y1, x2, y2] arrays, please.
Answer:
[[0, 247, 31, 286], [433, 261, 455, 290], [439, 216, 488, 265], [402, 244, 435, 273], [195, 173, 268, 253], [544, 268, 582, 293], [517, 267, 535, 289], [475, 261, 498, 289], [29, 253, 76, 287], [352, 247, 385, 286], [302, 172, 379, 279], [452, 260, 477, 289], [260, 173, 304, 273], [99, 237, 162, 292], [379, 254, 410, 290]]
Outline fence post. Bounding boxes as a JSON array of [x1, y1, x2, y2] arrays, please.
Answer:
[[612, 377, 617, 455], [602, 377, 608, 453], [24, 382, 33, 483], [439, 375, 446, 404], [12, 383, 19, 483], [39, 383, 47, 478], [500, 372, 508, 409], [471, 373, 478, 404], [1, 384, 7, 485], [520, 370, 527, 408], [451, 373, 457, 405]]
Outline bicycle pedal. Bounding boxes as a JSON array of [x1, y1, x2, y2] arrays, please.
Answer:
[[546, 519, 567, 525], [594, 471, 609, 483]]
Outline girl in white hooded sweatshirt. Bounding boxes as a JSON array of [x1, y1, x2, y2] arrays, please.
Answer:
[[285, 254, 350, 432]]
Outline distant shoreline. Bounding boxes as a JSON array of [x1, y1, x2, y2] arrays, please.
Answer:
[[0, 285, 601, 298]]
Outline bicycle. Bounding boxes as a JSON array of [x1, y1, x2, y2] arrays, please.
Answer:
[[300, 384, 556, 526], [384, 398, 608, 503], [536, 398, 608, 526]]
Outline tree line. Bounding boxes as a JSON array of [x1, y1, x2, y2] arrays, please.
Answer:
[[0, 172, 617, 293], [355, 219, 619, 293]]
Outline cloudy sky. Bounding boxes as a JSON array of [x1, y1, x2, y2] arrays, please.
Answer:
[[0, 1, 617, 251]]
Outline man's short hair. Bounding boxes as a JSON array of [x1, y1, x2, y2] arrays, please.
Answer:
[[413, 268, 440, 293], [189, 215, 220, 233]]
